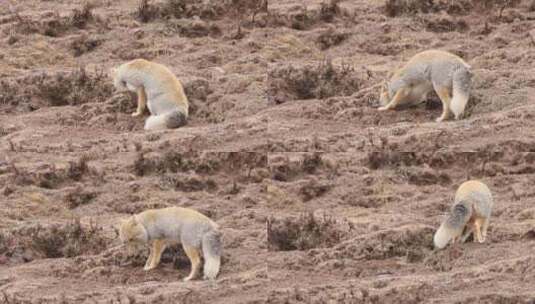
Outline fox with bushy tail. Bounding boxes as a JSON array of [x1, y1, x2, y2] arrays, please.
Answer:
[[379, 50, 472, 122], [110, 59, 189, 130], [434, 180, 493, 249], [119, 207, 222, 281]]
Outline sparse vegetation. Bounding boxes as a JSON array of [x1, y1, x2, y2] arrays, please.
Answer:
[[164, 19, 222, 38], [298, 179, 332, 201], [8, 3, 98, 37], [136, 0, 160, 23], [30, 219, 107, 258], [65, 188, 97, 209], [529, 0, 535, 12], [160, 174, 218, 192], [34, 67, 113, 107], [70, 2, 94, 29], [339, 226, 433, 262], [318, 0, 342, 22], [385, 0, 521, 18], [0, 220, 108, 261], [135, 0, 232, 23], [267, 60, 361, 103], [1, 0, 534, 301], [7, 156, 94, 189], [384, 0, 436, 17], [316, 28, 350, 50], [132, 151, 265, 179], [269, 153, 327, 182], [267, 212, 349, 251], [228, 0, 267, 38], [70, 35, 102, 57]]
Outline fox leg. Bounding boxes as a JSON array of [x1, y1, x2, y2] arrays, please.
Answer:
[[183, 246, 202, 282], [481, 217, 490, 242], [473, 218, 484, 243], [433, 85, 451, 122], [132, 86, 147, 117], [149, 240, 167, 269], [144, 241, 156, 271], [378, 87, 410, 111], [460, 225, 474, 243]]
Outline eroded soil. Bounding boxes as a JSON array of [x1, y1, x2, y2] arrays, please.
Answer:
[[1, 0, 534, 303]]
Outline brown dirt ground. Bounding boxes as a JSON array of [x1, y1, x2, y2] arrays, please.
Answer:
[[1, 0, 535, 303]]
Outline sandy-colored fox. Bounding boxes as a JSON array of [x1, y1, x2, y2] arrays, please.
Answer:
[[119, 207, 222, 281], [378, 50, 472, 122], [110, 59, 189, 130], [434, 180, 493, 249]]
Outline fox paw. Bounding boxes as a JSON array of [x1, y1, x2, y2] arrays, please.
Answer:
[[183, 276, 193, 282], [377, 106, 389, 111], [143, 265, 155, 271], [132, 111, 142, 117], [435, 117, 445, 122]]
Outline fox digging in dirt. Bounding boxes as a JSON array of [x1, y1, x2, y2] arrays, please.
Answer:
[[434, 180, 493, 249], [119, 207, 222, 281], [379, 50, 472, 122], [110, 59, 189, 130]]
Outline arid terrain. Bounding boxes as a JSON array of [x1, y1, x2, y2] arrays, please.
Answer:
[[1, 0, 535, 303]]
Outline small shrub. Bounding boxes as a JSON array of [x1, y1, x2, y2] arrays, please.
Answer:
[[384, 0, 435, 17], [71, 2, 94, 29], [65, 188, 97, 209], [267, 212, 348, 251], [34, 67, 113, 107], [317, 28, 349, 50], [164, 19, 221, 38], [319, 0, 341, 22], [289, 9, 315, 30], [161, 0, 188, 19], [30, 219, 107, 258], [71, 35, 102, 57], [299, 179, 332, 202], [302, 153, 323, 174], [422, 16, 469, 33], [385, 0, 520, 18], [267, 61, 361, 102], [228, 0, 267, 38], [11, 13, 41, 35], [529, 0, 535, 12], [159, 174, 218, 192], [132, 152, 154, 176], [0, 77, 37, 113], [136, 0, 160, 22], [67, 155, 90, 181], [0, 220, 108, 263], [8, 156, 94, 189]]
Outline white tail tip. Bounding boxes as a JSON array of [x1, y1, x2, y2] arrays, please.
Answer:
[[450, 93, 469, 119], [203, 256, 220, 280], [434, 223, 453, 249]]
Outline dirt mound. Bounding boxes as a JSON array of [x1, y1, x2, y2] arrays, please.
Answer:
[[1, 0, 535, 302], [0, 67, 112, 113], [267, 211, 352, 251], [267, 61, 363, 103], [0, 219, 108, 264]]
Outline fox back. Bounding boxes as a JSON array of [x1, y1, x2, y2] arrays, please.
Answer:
[[434, 180, 492, 249], [454, 180, 493, 219], [384, 50, 472, 119], [137, 207, 217, 242], [113, 59, 189, 116]]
